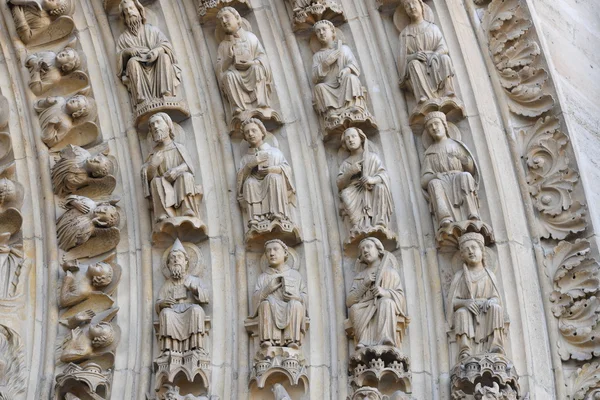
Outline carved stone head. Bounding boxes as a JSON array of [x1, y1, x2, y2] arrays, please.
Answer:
[[264, 239, 289, 268], [93, 203, 120, 228], [56, 47, 80, 73], [341, 127, 366, 152], [351, 387, 384, 400], [149, 112, 175, 144], [89, 322, 115, 349], [459, 232, 485, 268], [0, 178, 17, 207], [401, 0, 425, 21], [167, 240, 190, 280], [217, 7, 242, 35], [241, 118, 267, 148], [424, 111, 449, 143], [42, 0, 70, 16], [119, 0, 146, 34], [87, 262, 113, 288], [85, 154, 112, 178], [314, 20, 336, 46], [358, 237, 385, 265], [65, 95, 89, 119]]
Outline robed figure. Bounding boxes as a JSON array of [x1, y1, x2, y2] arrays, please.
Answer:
[[398, 0, 455, 104], [347, 238, 408, 349], [448, 233, 506, 361], [156, 240, 209, 355], [337, 128, 393, 238], [0, 245, 24, 299], [252, 240, 307, 349], [116, 0, 182, 106]]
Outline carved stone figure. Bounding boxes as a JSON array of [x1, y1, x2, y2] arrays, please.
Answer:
[[0, 325, 26, 399], [56, 195, 120, 259], [252, 240, 307, 349], [289, 0, 345, 32], [337, 128, 396, 247], [420, 112, 491, 244], [117, 0, 187, 124], [160, 384, 219, 400], [216, 7, 280, 131], [25, 46, 87, 96], [236, 119, 300, 244], [52, 145, 116, 197], [271, 383, 292, 400], [0, 164, 24, 239], [7, 0, 74, 45], [34, 93, 99, 149], [60, 318, 117, 364], [312, 20, 375, 135], [58, 258, 119, 309], [448, 233, 505, 361]]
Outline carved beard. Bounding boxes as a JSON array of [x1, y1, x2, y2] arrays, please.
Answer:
[[169, 263, 185, 280], [125, 13, 142, 36], [152, 126, 170, 143]]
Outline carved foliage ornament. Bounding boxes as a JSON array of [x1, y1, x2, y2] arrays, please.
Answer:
[[0, 324, 26, 399]]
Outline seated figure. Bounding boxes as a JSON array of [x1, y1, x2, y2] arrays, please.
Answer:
[[59, 259, 114, 308]]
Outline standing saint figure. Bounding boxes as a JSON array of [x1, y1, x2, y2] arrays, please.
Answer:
[[252, 240, 307, 349], [116, 0, 182, 110], [156, 240, 209, 356], [347, 237, 408, 350], [236, 119, 296, 232], [420, 112, 480, 231], [141, 113, 202, 223], [398, 0, 455, 104], [448, 233, 505, 361], [216, 7, 278, 125], [337, 127, 393, 239], [312, 20, 373, 131]]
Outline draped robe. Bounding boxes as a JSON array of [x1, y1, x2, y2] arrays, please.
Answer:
[[9, 1, 51, 44], [347, 253, 407, 347], [117, 24, 181, 104], [252, 265, 307, 345], [0, 246, 23, 299], [398, 21, 455, 101], [26, 51, 61, 95], [34, 96, 70, 147], [312, 41, 365, 114]]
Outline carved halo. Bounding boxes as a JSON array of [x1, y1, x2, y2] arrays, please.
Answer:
[[393, 0, 435, 32], [160, 241, 204, 279], [259, 245, 299, 273]]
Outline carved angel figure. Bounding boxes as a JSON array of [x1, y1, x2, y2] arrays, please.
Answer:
[[337, 128, 393, 238], [56, 195, 120, 257], [216, 7, 277, 124], [421, 112, 480, 231], [52, 145, 116, 197], [116, 0, 182, 107], [312, 20, 372, 129], [347, 237, 408, 350], [34, 94, 97, 149], [251, 240, 307, 349], [60, 310, 117, 364], [156, 240, 209, 356], [398, 0, 455, 103], [141, 113, 202, 223], [236, 119, 296, 232], [448, 233, 505, 362], [58, 259, 115, 308], [8, 0, 73, 45], [25, 46, 85, 95]]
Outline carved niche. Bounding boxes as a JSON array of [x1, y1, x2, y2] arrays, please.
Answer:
[[311, 21, 377, 139], [215, 7, 282, 134], [345, 237, 411, 397], [349, 387, 412, 400], [157, 384, 220, 400], [236, 119, 301, 247], [288, 0, 346, 32], [153, 240, 212, 397], [245, 240, 309, 390], [116, 0, 189, 126], [196, 0, 250, 26], [7, 0, 75, 46], [0, 324, 27, 399]]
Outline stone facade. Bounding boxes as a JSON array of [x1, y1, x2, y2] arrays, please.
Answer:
[[0, 0, 598, 399]]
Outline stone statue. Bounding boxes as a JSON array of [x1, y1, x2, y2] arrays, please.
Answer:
[[60, 319, 116, 363], [347, 237, 408, 350], [236, 119, 299, 242], [448, 233, 505, 362], [155, 239, 209, 357], [271, 383, 292, 400], [398, 0, 455, 105], [116, 0, 185, 122], [58, 258, 116, 308], [25, 46, 86, 96], [141, 113, 202, 224], [34, 94, 98, 149], [51, 145, 116, 197], [216, 7, 280, 129], [56, 195, 120, 259], [312, 20, 375, 133], [7, 0, 74, 45], [252, 240, 307, 349], [337, 128, 394, 245]]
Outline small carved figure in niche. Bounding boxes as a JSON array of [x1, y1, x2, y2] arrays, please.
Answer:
[[312, 20, 375, 134], [58, 258, 116, 308], [252, 240, 307, 349], [420, 112, 491, 243], [337, 128, 395, 247], [155, 239, 209, 357], [289, 0, 345, 32], [25, 46, 87, 96], [236, 119, 299, 244], [216, 7, 280, 130], [7, 0, 74, 45], [34, 93, 98, 149], [347, 237, 408, 350], [272, 383, 292, 400], [141, 113, 203, 226], [60, 318, 116, 363], [117, 0, 187, 124], [448, 233, 505, 362], [52, 145, 116, 198], [56, 195, 120, 258]]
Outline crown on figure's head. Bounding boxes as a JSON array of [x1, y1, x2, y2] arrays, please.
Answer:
[[458, 232, 485, 247], [313, 19, 335, 32], [264, 239, 289, 252], [424, 111, 447, 124]]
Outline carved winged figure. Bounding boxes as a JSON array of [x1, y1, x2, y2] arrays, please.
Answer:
[[25, 45, 87, 96], [59, 258, 119, 309], [60, 308, 119, 364], [8, 0, 74, 45]]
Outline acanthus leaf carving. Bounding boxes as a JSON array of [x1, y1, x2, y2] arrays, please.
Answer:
[[0, 324, 27, 399], [570, 362, 600, 400]]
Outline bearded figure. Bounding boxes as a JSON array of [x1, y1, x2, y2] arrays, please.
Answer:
[[8, 0, 73, 45], [116, 0, 182, 111], [155, 240, 209, 356]]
